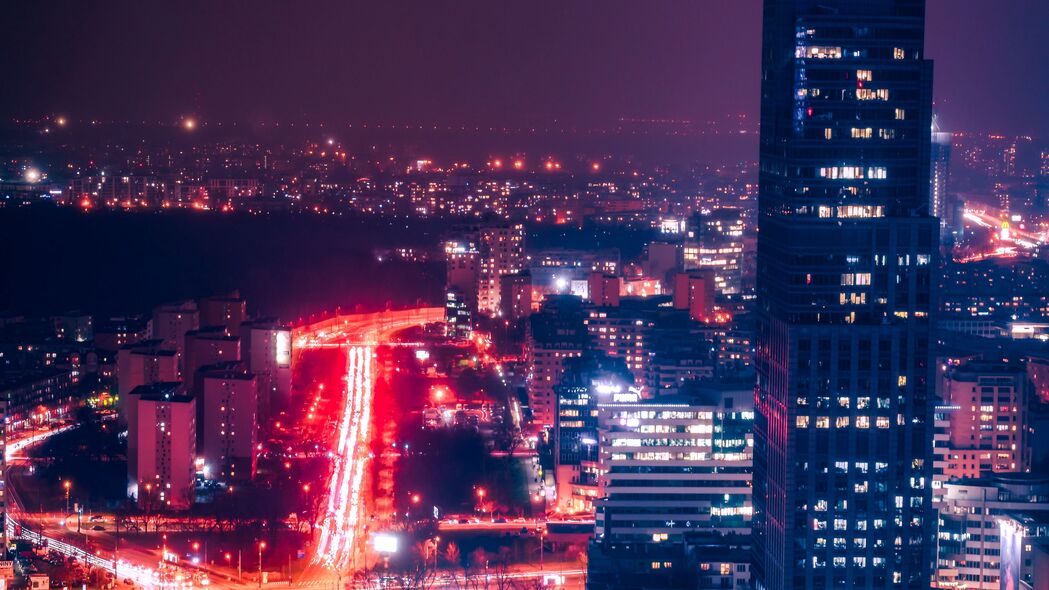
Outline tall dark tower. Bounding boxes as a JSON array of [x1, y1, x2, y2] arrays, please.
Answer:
[[753, 1, 937, 589]]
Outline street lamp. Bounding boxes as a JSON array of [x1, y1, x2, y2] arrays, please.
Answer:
[[258, 541, 266, 588], [539, 527, 547, 571], [476, 487, 491, 521], [63, 480, 72, 514], [431, 536, 441, 569]]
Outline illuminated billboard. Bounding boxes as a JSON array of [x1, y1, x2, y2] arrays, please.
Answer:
[[999, 519, 1022, 590], [275, 330, 291, 368], [372, 533, 398, 554]]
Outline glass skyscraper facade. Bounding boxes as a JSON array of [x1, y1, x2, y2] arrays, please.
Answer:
[[753, 1, 937, 589]]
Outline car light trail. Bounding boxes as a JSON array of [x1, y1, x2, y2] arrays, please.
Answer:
[[315, 345, 374, 571], [297, 308, 444, 574]]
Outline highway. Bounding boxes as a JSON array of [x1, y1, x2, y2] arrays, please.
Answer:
[[294, 309, 443, 584]]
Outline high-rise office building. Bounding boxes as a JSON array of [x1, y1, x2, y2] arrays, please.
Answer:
[[553, 353, 633, 513], [525, 295, 587, 428], [753, 2, 937, 588], [594, 387, 753, 541], [444, 222, 525, 318], [443, 238, 480, 314], [499, 271, 533, 321], [684, 208, 746, 295], [939, 360, 1030, 477], [477, 222, 526, 317], [587, 272, 621, 308], [444, 288, 472, 340], [673, 271, 716, 323], [0, 399, 6, 552], [935, 474, 1049, 590], [930, 121, 952, 241], [585, 306, 655, 385]]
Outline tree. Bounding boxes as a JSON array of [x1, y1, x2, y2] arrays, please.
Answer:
[[443, 542, 461, 569]]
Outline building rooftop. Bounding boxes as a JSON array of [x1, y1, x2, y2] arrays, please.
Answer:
[[0, 367, 72, 390], [128, 381, 193, 403]]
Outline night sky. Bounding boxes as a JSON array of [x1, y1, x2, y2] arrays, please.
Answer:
[[4, 1, 1046, 137]]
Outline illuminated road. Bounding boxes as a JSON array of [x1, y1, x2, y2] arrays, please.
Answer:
[[963, 208, 1047, 250], [296, 309, 443, 578], [5, 309, 443, 590], [436, 518, 594, 533], [314, 345, 373, 571], [5, 419, 220, 590]]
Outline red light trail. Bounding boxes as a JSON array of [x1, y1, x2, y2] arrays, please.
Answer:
[[315, 345, 373, 570], [295, 307, 444, 576]]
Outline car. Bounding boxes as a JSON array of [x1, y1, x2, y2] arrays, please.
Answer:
[[92, 525, 105, 531], [542, 573, 565, 588], [89, 515, 103, 522]]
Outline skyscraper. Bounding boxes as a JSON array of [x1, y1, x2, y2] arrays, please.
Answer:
[[444, 221, 525, 318], [930, 120, 952, 241], [684, 208, 746, 295], [753, 2, 937, 588]]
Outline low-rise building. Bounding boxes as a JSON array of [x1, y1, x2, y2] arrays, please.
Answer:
[[936, 474, 1049, 590]]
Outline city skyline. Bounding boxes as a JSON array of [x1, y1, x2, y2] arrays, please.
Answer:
[[2, 1, 1047, 138], [2, 2, 1048, 590]]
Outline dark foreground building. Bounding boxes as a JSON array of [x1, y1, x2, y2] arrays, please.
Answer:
[[753, 1, 937, 588]]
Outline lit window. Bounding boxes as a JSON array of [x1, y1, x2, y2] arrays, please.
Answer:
[[856, 88, 889, 101], [841, 273, 871, 286], [796, 45, 842, 59]]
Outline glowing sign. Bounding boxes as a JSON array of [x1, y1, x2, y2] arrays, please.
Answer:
[[999, 519, 1022, 590], [275, 330, 291, 368], [660, 219, 686, 234], [372, 533, 399, 554]]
